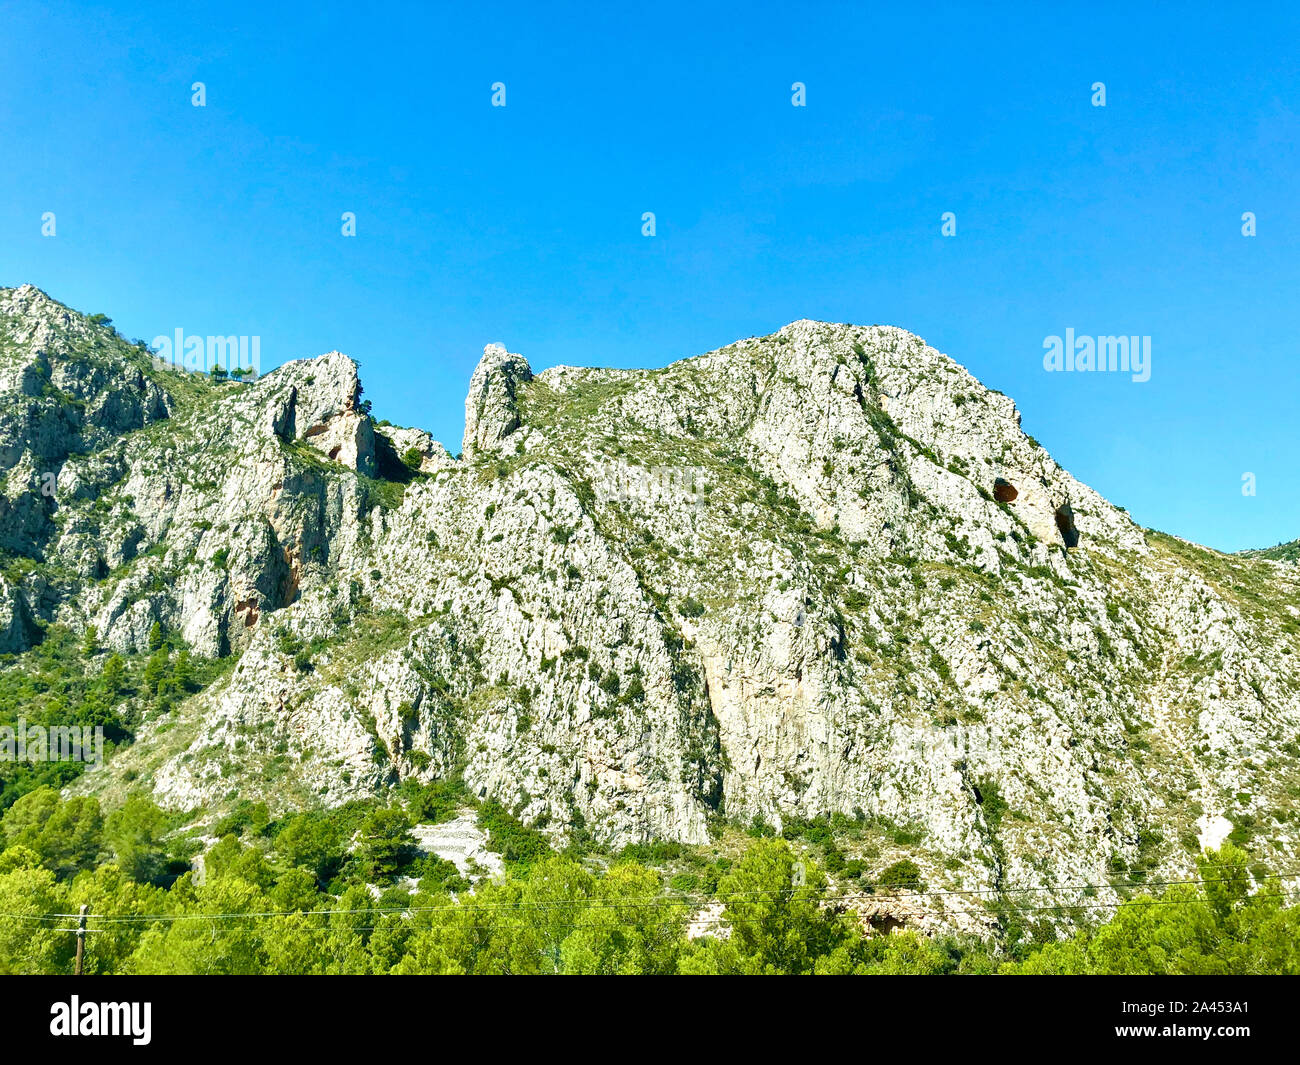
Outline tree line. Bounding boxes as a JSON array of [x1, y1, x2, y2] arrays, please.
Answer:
[[1, 785, 1296, 975]]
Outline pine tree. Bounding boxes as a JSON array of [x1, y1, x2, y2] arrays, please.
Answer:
[[173, 649, 193, 692], [100, 653, 125, 694], [142, 649, 168, 693]]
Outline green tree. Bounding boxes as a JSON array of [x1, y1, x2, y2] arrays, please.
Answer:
[[268, 866, 322, 913], [105, 794, 170, 884], [0, 866, 74, 973], [262, 911, 330, 974], [561, 862, 685, 974], [172, 649, 194, 692], [394, 877, 537, 975], [519, 856, 594, 973], [401, 778, 466, 824], [128, 876, 268, 974], [1, 788, 102, 878], [142, 648, 168, 694], [357, 807, 413, 881], [322, 885, 382, 974], [681, 839, 854, 974], [1006, 846, 1300, 976], [68, 864, 169, 975], [206, 834, 275, 890], [274, 812, 341, 883], [100, 652, 125, 694]]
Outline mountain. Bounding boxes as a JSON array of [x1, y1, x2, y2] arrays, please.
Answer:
[[3, 284, 1298, 936], [1241, 539, 1300, 564]]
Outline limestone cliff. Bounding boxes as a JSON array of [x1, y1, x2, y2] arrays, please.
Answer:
[[3, 286, 1298, 934]]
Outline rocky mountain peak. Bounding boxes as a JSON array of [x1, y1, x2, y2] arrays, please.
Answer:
[[257, 350, 376, 476], [0, 283, 73, 330], [462, 342, 533, 457]]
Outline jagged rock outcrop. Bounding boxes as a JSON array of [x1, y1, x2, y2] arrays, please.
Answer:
[[3, 286, 1298, 932], [462, 343, 532, 457], [262, 349, 377, 476], [0, 576, 34, 653], [0, 285, 171, 563]]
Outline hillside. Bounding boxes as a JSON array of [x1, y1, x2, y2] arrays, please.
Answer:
[[3, 283, 1299, 938], [1242, 539, 1300, 564]]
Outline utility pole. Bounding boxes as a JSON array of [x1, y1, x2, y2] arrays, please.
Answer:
[[74, 904, 87, 976]]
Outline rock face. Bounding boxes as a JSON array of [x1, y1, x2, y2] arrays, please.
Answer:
[[5, 287, 1300, 929], [0, 285, 171, 560], [0, 576, 34, 653], [462, 343, 532, 457]]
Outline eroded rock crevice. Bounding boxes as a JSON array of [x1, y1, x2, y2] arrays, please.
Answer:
[[1055, 504, 1080, 548]]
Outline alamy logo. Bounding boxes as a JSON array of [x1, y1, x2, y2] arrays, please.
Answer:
[[890, 722, 999, 765], [605, 458, 708, 520], [50, 997, 151, 1045], [0, 718, 103, 764], [152, 328, 260, 377], [1043, 328, 1150, 382]]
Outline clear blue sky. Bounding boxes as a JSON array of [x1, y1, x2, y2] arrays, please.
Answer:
[[1, 1, 1296, 552]]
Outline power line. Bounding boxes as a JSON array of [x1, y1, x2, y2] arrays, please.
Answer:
[[3, 869, 1297, 925], [24, 894, 1299, 938]]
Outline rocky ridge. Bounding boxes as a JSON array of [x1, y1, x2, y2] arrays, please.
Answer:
[[3, 284, 1298, 935]]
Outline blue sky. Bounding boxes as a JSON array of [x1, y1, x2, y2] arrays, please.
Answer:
[[1, 1, 1296, 551]]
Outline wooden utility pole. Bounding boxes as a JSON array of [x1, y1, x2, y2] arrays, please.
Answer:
[[74, 904, 87, 976]]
